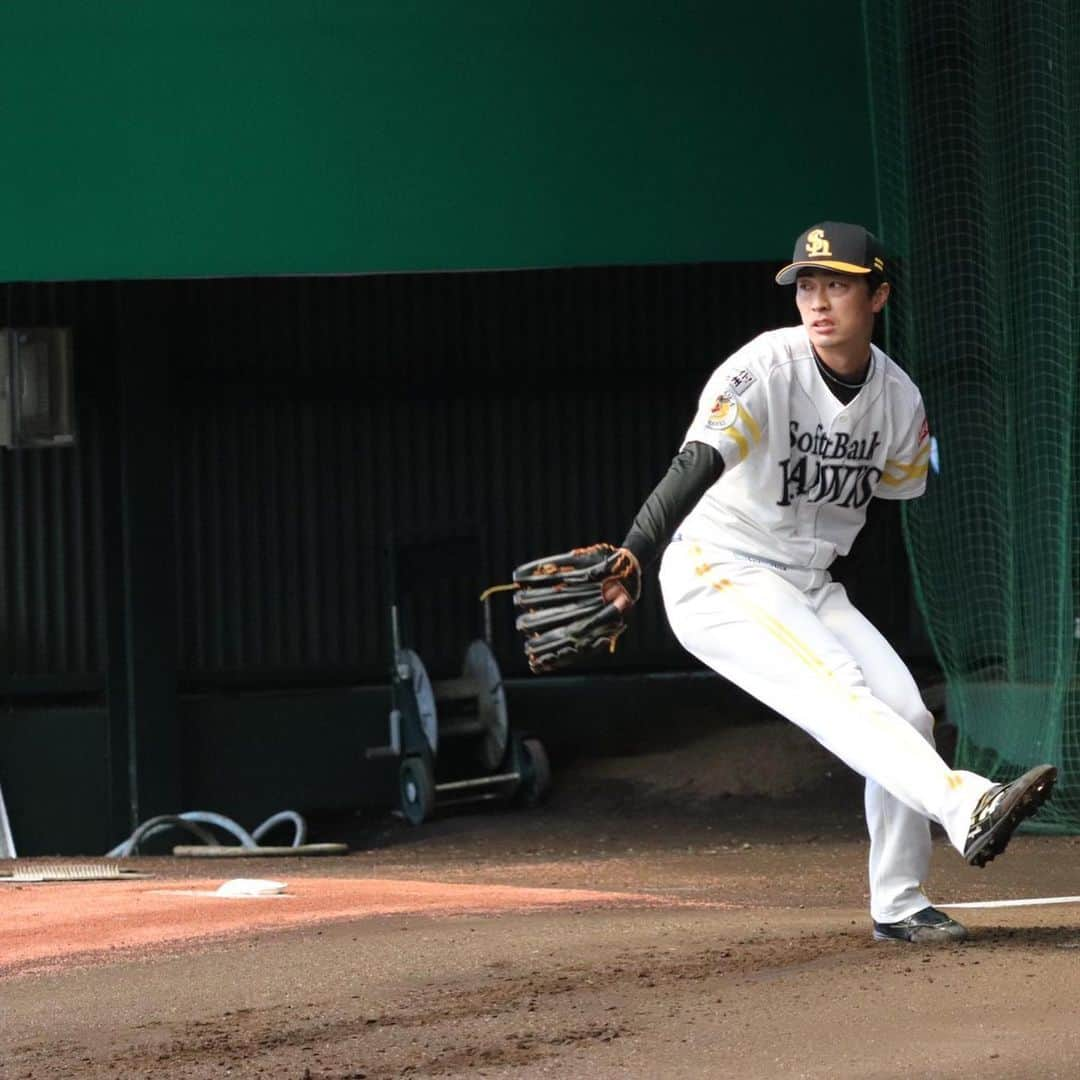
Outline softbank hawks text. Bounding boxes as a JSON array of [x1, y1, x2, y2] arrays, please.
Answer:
[[777, 422, 883, 508]]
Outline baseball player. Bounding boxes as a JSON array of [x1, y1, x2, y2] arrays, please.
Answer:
[[608, 222, 1057, 943]]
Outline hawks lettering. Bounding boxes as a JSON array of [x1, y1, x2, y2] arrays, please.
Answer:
[[778, 458, 883, 509]]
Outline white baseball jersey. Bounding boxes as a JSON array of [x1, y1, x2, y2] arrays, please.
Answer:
[[676, 325, 930, 570]]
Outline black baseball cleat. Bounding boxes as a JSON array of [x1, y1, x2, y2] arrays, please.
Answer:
[[963, 764, 1057, 868], [873, 906, 968, 944]]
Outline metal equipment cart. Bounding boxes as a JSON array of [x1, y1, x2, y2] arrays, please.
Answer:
[[366, 534, 550, 824]]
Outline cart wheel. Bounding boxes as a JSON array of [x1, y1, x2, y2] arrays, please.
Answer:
[[515, 736, 551, 808], [399, 756, 435, 826]]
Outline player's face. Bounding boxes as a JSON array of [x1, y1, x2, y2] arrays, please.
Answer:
[[794, 270, 889, 356]]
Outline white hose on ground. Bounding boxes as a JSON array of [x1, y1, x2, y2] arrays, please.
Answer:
[[106, 810, 308, 858]]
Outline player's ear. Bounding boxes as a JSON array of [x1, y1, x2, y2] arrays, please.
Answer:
[[871, 281, 890, 313]]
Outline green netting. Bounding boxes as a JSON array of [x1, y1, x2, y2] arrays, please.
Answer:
[[864, 0, 1080, 832]]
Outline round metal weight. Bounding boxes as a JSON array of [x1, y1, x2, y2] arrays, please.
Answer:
[[399, 755, 435, 826], [515, 736, 551, 808], [400, 648, 438, 754], [463, 639, 508, 771]]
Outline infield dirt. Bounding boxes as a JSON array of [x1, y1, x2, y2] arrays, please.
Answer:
[[3, 717, 1080, 1079]]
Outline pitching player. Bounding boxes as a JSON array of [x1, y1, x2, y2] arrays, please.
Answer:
[[613, 222, 1056, 943]]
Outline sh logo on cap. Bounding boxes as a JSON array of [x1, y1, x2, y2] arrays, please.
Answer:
[[805, 229, 832, 257]]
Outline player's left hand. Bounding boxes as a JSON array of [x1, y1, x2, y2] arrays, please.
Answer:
[[507, 543, 641, 673]]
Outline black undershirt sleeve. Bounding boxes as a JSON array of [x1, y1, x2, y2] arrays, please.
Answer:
[[620, 441, 725, 569]]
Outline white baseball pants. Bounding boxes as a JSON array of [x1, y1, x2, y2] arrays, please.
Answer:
[[659, 539, 995, 924]]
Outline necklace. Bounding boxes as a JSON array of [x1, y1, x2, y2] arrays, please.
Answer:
[[814, 349, 874, 389]]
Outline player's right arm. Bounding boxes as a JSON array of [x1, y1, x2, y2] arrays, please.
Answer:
[[620, 440, 725, 570], [620, 356, 768, 570]]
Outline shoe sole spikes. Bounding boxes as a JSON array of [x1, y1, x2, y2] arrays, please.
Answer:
[[965, 765, 1057, 868]]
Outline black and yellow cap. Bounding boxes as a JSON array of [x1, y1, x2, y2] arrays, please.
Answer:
[[775, 221, 886, 285]]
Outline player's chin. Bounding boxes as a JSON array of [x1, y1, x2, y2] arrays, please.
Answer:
[[808, 327, 843, 350]]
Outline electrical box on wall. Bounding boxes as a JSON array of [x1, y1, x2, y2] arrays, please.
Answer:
[[0, 327, 75, 449]]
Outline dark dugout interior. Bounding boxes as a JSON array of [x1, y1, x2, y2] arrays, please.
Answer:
[[0, 264, 928, 853]]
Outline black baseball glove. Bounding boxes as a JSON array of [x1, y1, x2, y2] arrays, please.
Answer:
[[510, 543, 642, 673]]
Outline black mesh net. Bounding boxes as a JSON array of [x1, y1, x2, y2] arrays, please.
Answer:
[[864, 0, 1080, 830]]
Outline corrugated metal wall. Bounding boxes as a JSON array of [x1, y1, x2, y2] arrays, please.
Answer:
[[1, 283, 112, 689], [166, 264, 791, 685], [4, 265, 917, 695]]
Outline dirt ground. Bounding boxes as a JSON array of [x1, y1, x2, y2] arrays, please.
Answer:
[[3, 718, 1080, 1079]]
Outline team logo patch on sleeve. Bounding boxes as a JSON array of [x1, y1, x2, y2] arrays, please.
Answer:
[[706, 391, 738, 430], [728, 368, 755, 396]]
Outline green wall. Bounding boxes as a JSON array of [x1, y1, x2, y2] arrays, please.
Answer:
[[1, 1, 875, 281]]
